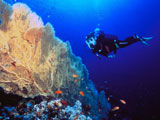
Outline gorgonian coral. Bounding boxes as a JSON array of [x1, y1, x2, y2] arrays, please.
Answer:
[[0, 1, 87, 99]]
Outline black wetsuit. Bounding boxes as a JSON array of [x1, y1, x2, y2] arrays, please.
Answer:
[[92, 31, 140, 57]]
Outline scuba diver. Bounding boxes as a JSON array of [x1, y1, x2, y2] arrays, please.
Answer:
[[85, 28, 152, 59]]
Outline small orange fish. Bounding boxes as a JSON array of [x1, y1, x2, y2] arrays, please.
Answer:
[[120, 99, 126, 104], [72, 74, 78, 78], [107, 97, 110, 101], [74, 115, 79, 120], [74, 79, 78, 82], [80, 91, 85, 96], [112, 106, 119, 111], [55, 90, 62, 94]]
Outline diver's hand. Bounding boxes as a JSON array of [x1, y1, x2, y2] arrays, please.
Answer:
[[107, 54, 116, 58], [96, 54, 101, 60]]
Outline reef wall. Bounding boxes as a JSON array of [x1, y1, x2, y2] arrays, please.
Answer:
[[0, 0, 110, 119]]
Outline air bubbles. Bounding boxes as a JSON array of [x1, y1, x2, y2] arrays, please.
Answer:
[[0, 19, 2, 25]]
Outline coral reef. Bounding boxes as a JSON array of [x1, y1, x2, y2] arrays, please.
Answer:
[[0, 98, 92, 120], [65, 100, 92, 120], [0, 0, 111, 119]]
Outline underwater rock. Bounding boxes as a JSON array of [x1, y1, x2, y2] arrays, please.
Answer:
[[79, 79, 99, 118], [98, 90, 111, 120]]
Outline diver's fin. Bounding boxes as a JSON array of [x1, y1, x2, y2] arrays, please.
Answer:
[[134, 34, 152, 46], [141, 40, 150, 46], [140, 37, 152, 46], [142, 37, 152, 41]]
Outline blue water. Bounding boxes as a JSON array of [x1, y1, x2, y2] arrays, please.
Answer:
[[5, 0, 160, 119]]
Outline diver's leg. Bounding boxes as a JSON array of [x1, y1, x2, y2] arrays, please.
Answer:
[[116, 35, 152, 48], [115, 36, 140, 48]]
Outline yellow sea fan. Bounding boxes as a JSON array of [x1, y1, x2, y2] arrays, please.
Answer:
[[11, 3, 43, 31], [0, 1, 86, 99]]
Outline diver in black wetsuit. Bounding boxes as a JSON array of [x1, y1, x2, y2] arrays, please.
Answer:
[[85, 28, 152, 58]]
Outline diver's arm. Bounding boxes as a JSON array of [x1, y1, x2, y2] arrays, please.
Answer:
[[92, 46, 101, 59]]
